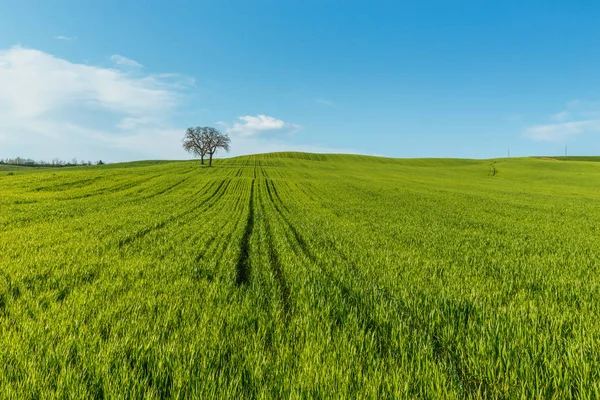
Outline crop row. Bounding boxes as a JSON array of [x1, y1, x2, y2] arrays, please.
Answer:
[[1, 156, 599, 398]]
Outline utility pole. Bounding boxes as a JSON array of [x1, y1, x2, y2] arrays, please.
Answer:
[[508, 148, 510, 158], [565, 145, 568, 158]]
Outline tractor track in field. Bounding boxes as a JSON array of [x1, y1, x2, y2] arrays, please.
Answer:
[[210, 180, 254, 280], [266, 179, 289, 212], [58, 173, 166, 201], [1, 173, 174, 233], [264, 179, 314, 263], [262, 175, 491, 395], [193, 190, 249, 282], [59, 169, 196, 203], [93, 172, 170, 197], [233, 176, 292, 316], [137, 173, 195, 199], [32, 176, 104, 192], [117, 178, 233, 248], [254, 188, 406, 362], [235, 180, 254, 285], [259, 181, 291, 315]]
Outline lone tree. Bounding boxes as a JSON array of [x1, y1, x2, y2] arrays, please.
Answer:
[[182, 126, 230, 166], [182, 127, 209, 164], [205, 129, 231, 166]]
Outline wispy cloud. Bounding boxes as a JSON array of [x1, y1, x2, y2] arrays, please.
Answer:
[[525, 100, 600, 141], [111, 54, 143, 68], [214, 114, 359, 157], [551, 111, 569, 122], [0, 46, 350, 161], [219, 114, 301, 136], [315, 98, 334, 106], [54, 35, 77, 41], [0, 45, 193, 161], [526, 120, 600, 141]]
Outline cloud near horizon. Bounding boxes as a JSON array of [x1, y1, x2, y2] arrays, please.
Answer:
[[0, 45, 354, 161], [525, 100, 600, 141], [0, 45, 193, 161], [219, 114, 301, 137]]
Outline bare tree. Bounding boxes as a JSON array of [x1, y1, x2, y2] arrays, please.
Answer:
[[182, 127, 210, 164], [205, 129, 231, 166]]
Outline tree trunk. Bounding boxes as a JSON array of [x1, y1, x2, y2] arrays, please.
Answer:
[[208, 152, 213, 166], [200, 155, 204, 165]]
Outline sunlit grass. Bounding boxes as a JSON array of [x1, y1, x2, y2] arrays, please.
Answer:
[[1, 154, 599, 398]]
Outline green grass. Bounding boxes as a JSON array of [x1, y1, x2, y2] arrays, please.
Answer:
[[0, 164, 35, 173], [1, 153, 599, 398], [544, 156, 600, 162]]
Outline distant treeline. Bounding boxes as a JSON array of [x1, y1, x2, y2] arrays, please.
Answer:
[[0, 157, 105, 167]]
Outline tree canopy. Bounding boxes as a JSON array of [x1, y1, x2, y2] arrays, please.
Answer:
[[182, 127, 230, 166]]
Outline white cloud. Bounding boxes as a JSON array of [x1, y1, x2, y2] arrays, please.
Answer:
[[525, 120, 600, 141], [525, 100, 600, 141], [0, 45, 354, 162], [54, 36, 76, 41], [0, 45, 192, 161], [111, 54, 143, 68], [220, 114, 301, 136], [216, 114, 357, 158]]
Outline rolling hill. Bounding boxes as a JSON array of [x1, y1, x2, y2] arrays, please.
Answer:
[[1, 153, 599, 398]]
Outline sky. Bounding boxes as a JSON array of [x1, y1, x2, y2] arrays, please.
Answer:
[[1, 0, 600, 162]]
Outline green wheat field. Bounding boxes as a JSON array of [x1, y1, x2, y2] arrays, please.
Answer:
[[1, 152, 599, 398]]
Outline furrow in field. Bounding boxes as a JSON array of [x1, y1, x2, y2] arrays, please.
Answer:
[[137, 179, 249, 282], [0, 172, 179, 233], [261, 178, 424, 368], [235, 179, 254, 285], [185, 177, 252, 284], [207, 180, 255, 281], [257, 181, 291, 314], [264, 179, 313, 262], [266, 178, 289, 211], [117, 178, 233, 248], [58, 172, 167, 201], [32, 176, 104, 192], [278, 181, 493, 395], [188, 180, 246, 264], [86, 176, 217, 244], [137, 172, 195, 199]]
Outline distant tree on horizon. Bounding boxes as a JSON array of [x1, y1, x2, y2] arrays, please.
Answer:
[[182, 127, 230, 166], [205, 129, 231, 166], [182, 127, 209, 164]]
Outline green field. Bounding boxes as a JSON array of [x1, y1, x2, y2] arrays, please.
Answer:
[[1, 153, 599, 398], [0, 165, 34, 172]]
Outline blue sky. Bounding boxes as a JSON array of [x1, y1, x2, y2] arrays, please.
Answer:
[[1, 1, 600, 161]]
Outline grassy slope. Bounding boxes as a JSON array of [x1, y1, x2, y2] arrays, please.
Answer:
[[1, 153, 599, 398], [0, 165, 35, 172]]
